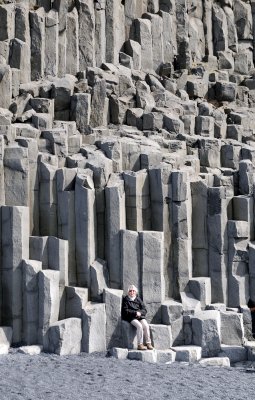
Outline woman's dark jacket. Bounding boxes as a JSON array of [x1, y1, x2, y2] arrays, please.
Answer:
[[121, 295, 147, 323], [248, 298, 255, 309]]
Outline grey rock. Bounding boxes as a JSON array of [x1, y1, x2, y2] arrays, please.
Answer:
[[90, 258, 109, 302], [45, 10, 59, 77], [220, 344, 247, 363], [215, 81, 236, 102], [156, 349, 176, 364], [105, 0, 125, 65], [23, 259, 42, 345], [171, 345, 202, 362], [192, 310, 221, 357], [136, 80, 155, 112], [131, 18, 153, 72], [128, 349, 157, 363], [82, 302, 106, 353], [150, 324, 172, 349], [220, 311, 244, 346], [38, 269, 60, 346], [29, 7, 45, 81], [125, 40, 141, 70], [109, 347, 128, 359], [18, 345, 43, 355], [0, 64, 12, 109], [0, 327, 12, 349], [2, 206, 29, 343], [199, 357, 230, 367], [66, 8, 79, 75], [65, 286, 88, 319], [46, 318, 82, 355], [188, 278, 211, 308], [75, 169, 96, 287]]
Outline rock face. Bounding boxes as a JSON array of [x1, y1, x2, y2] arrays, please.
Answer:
[[0, 0, 255, 358]]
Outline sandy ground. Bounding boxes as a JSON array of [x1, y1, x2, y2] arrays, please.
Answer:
[[0, 350, 255, 400]]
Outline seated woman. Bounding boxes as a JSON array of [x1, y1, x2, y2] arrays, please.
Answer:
[[121, 284, 153, 350], [248, 298, 255, 339]]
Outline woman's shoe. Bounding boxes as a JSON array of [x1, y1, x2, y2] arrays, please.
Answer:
[[146, 343, 154, 350], [137, 344, 147, 350]]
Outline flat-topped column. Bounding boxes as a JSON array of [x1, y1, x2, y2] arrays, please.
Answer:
[[1, 206, 29, 343], [191, 180, 209, 277], [39, 156, 58, 237], [130, 18, 153, 71], [149, 164, 173, 298], [77, 0, 95, 69], [208, 187, 228, 304], [105, 0, 125, 64], [66, 8, 79, 75], [57, 168, 77, 286], [171, 170, 192, 298], [123, 169, 151, 232], [4, 145, 29, 207], [29, 7, 45, 81], [121, 230, 140, 293], [105, 173, 126, 289], [75, 169, 96, 287], [140, 231, 165, 323], [228, 220, 249, 307], [38, 269, 60, 346], [23, 259, 42, 344], [45, 10, 58, 77]]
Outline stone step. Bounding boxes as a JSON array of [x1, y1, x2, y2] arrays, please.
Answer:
[[219, 344, 247, 363], [199, 357, 230, 367], [110, 346, 235, 366], [171, 345, 202, 363]]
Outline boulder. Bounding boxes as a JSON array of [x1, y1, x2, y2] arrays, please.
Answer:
[[46, 318, 82, 355]]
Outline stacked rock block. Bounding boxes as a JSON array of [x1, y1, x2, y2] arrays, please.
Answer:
[[1, 0, 255, 361]]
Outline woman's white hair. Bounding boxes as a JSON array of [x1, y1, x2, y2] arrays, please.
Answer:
[[128, 284, 138, 293]]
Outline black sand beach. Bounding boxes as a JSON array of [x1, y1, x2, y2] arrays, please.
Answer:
[[1, 351, 255, 400]]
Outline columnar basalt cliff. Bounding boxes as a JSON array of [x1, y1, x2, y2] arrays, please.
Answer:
[[0, 0, 255, 363]]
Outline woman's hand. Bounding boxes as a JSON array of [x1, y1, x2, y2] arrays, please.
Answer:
[[136, 311, 141, 317]]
